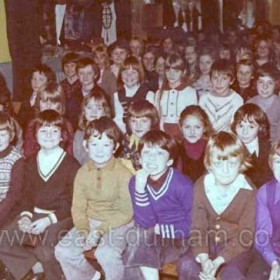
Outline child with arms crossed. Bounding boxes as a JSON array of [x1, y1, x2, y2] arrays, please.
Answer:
[[55, 117, 133, 280]]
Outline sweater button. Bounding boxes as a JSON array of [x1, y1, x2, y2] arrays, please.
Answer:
[[215, 224, 221, 230], [216, 216, 221, 221]]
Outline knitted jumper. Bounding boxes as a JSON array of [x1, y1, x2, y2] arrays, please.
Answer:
[[0, 146, 22, 201], [199, 90, 243, 132]]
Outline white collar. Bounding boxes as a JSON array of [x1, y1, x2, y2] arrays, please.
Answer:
[[245, 137, 259, 156], [124, 84, 140, 97]]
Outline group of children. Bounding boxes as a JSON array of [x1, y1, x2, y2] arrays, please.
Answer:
[[0, 25, 280, 280]]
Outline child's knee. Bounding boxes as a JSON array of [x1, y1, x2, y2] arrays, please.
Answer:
[[94, 246, 119, 265], [54, 243, 67, 261]]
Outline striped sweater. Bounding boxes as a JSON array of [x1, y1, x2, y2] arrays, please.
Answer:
[[129, 168, 193, 239], [199, 90, 243, 132]]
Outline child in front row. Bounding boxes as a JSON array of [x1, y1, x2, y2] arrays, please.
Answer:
[[120, 100, 159, 173], [247, 143, 280, 280], [179, 131, 256, 280], [199, 59, 243, 132], [177, 105, 212, 183], [123, 130, 193, 280], [155, 52, 197, 140], [55, 117, 133, 280], [113, 56, 154, 133], [0, 110, 80, 280], [73, 88, 111, 164], [231, 103, 273, 188], [247, 63, 280, 143]]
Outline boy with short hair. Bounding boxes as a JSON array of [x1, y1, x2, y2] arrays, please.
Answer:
[[199, 59, 243, 132], [55, 116, 133, 280], [247, 63, 280, 143], [123, 130, 193, 280]]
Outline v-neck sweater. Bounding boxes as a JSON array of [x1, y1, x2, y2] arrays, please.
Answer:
[[20, 153, 80, 221], [190, 175, 256, 263]]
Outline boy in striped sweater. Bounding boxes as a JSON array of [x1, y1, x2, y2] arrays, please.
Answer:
[[199, 59, 243, 132], [123, 130, 193, 280]]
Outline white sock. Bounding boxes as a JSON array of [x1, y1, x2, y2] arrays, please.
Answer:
[[91, 271, 101, 280], [32, 261, 44, 274]]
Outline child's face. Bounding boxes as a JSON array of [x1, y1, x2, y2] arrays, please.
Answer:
[[31, 71, 48, 92], [64, 62, 77, 78], [84, 99, 105, 122], [130, 40, 142, 57], [121, 66, 139, 88], [257, 76, 275, 98], [181, 115, 204, 143], [140, 144, 173, 180], [87, 132, 115, 168], [211, 71, 232, 96], [129, 116, 152, 138], [199, 55, 214, 75], [0, 129, 11, 152], [78, 65, 96, 87], [155, 57, 165, 77], [219, 49, 231, 60], [93, 53, 106, 70], [185, 46, 197, 65], [111, 47, 128, 66], [165, 67, 184, 89], [142, 52, 155, 72], [40, 99, 61, 114], [257, 40, 270, 59], [37, 125, 61, 151], [163, 38, 173, 54], [210, 154, 241, 187], [272, 154, 280, 182], [235, 119, 259, 145], [237, 65, 253, 88]]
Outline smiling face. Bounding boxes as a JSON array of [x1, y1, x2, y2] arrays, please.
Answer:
[[257, 40, 270, 59], [210, 154, 241, 187], [130, 39, 142, 58], [37, 125, 61, 151], [142, 52, 155, 72], [235, 118, 259, 145], [129, 116, 152, 138], [111, 47, 128, 66], [257, 76, 276, 98], [63, 62, 77, 78], [272, 154, 280, 182], [211, 71, 233, 96], [78, 65, 96, 87], [237, 64, 253, 88], [87, 132, 116, 168], [199, 55, 214, 75], [181, 115, 205, 143], [165, 67, 184, 89], [185, 46, 197, 65], [0, 129, 11, 152], [121, 66, 139, 88], [31, 71, 48, 92], [84, 99, 105, 122], [140, 144, 173, 180]]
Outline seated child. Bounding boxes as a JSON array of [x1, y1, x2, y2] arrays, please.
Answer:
[[231, 103, 273, 188], [55, 117, 133, 280], [120, 100, 159, 173], [247, 143, 280, 280], [179, 131, 256, 280], [155, 52, 197, 140], [199, 59, 244, 132], [73, 88, 111, 165], [123, 130, 193, 280], [177, 105, 212, 182], [0, 110, 80, 280], [113, 56, 154, 133], [23, 82, 74, 158], [247, 63, 280, 143], [0, 112, 24, 229]]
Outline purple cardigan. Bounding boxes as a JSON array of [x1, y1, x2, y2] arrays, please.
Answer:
[[129, 168, 193, 239]]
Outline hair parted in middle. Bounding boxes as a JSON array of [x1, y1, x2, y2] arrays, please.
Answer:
[[84, 116, 123, 149], [138, 130, 177, 160], [231, 103, 270, 140], [204, 131, 252, 173]]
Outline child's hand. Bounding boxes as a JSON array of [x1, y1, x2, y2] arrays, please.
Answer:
[[135, 169, 150, 193], [82, 230, 101, 251], [269, 261, 280, 280], [29, 217, 51, 235], [18, 216, 32, 232], [200, 259, 215, 276]]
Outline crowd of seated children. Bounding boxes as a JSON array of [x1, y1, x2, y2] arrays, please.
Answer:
[[1, 20, 280, 280]]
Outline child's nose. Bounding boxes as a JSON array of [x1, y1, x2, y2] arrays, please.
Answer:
[[243, 126, 249, 135], [136, 121, 142, 129], [222, 162, 230, 174], [190, 127, 195, 134]]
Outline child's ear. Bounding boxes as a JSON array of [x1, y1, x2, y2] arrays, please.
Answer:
[[113, 143, 120, 153], [83, 140, 88, 151], [167, 159, 174, 167]]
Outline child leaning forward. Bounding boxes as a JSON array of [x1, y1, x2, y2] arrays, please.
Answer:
[[123, 130, 193, 280], [55, 117, 133, 280]]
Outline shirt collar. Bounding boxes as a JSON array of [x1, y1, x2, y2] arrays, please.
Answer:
[[161, 80, 189, 91], [245, 137, 259, 156], [0, 145, 13, 158]]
